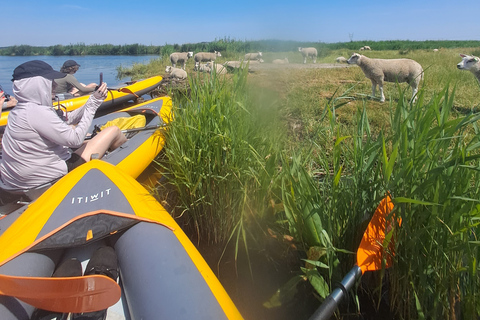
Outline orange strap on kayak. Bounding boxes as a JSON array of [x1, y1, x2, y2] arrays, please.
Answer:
[[117, 87, 139, 98], [0, 273, 121, 313]]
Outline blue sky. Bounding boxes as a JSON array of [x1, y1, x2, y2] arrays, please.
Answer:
[[3, 1, 480, 46]]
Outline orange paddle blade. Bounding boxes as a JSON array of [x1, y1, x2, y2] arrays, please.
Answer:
[[0, 274, 121, 313], [356, 195, 400, 273]]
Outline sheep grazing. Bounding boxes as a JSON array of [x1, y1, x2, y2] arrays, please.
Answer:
[[194, 51, 222, 69], [457, 54, 480, 84], [359, 46, 372, 51], [336, 56, 347, 63], [244, 52, 263, 61], [165, 66, 187, 80], [169, 52, 193, 70], [298, 47, 317, 64], [347, 52, 423, 103], [433, 48, 439, 52], [272, 58, 289, 64]]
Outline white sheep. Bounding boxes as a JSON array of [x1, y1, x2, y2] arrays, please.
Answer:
[[205, 61, 227, 75], [223, 61, 252, 72], [433, 48, 439, 52], [244, 52, 263, 60], [298, 47, 317, 64], [336, 56, 347, 63], [169, 52, 193, 69], [347, 52, 423, 103], [165, 66, 187, 80], [457, 54, 480, 84], [194, 51, 222, 69], [359, 46, 371, 51], [272, 58, 289, 64]]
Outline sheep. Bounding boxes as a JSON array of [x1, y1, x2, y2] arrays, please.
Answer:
[[433, 48, 439, 52], [272, 58, 289, 64], [457, 53, 480, 84], [298, 47, 317, 64], [165, 66, 187, 80], [169, 52, 193, 70], [336, 56, 347, 63], [193, 51, 222, 69], [205, 61, 227, 75], [223, 60, 252, 72], [347, 52, 423, 103], [244, 52, 263, 60], [359, 46, 371, 51]]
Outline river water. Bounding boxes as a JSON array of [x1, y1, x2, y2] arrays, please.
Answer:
[[0, 55, 159, 95]]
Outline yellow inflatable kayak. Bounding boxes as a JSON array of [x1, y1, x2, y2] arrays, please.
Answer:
[[0, 160, 243, 320], [0, 76, 163, 129]]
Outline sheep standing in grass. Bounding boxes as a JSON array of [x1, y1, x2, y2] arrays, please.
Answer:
[[457, 54, 480, 84], [347, 52, 423, 103], [244, 52, 262, 60], [165, 66, 187, 80], [169, 52, 193, 69], [272, 58, 289, 64], [194, 51, 222, 69], [298, 47, 317, 64]]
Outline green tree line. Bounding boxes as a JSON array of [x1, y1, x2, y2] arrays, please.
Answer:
[[1, 38, 479, 57]]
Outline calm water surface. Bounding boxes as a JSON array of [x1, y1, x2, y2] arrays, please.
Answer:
[[0, 55, 159, 95]]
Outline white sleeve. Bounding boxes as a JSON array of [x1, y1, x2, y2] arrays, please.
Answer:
[[29, 99, 101, 148]]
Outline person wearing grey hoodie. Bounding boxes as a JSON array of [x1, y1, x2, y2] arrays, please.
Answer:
[[0, 60, 126, 189]]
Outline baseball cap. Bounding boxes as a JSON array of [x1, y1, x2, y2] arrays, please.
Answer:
[[12, 60, 66, 81], [62, 60, 80, 68]]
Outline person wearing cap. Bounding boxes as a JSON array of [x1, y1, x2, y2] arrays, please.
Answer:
[[0, 60, 127, 189], [53, 60, 97, 97]]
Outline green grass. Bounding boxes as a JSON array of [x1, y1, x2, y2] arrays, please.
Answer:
[[122, 46, 480, 319]]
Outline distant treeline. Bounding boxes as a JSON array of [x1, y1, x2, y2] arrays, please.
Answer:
[[1, 38, 479, 57]]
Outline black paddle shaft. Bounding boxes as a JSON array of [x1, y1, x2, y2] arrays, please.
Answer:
[[309, 265, 362, 320]]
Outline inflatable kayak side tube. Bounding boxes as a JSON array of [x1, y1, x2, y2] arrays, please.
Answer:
[[114, 222, 229, 320]]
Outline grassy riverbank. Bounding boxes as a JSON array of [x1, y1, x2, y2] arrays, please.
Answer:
[[130, 46, 480, 319]]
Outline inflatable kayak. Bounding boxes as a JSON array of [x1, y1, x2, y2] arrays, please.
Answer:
[[0, 95, 172, 219], [0, 76, 164, 129], [0, 160, 243, 320]]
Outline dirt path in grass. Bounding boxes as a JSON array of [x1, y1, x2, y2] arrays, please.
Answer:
[[248, 62, 352, 71]]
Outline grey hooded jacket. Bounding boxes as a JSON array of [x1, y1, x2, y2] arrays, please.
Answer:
[[0, 76, 103, 189]]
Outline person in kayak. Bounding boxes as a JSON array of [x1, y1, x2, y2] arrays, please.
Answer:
[[54, 60, 97, 97], [0, 60, 127, 189]]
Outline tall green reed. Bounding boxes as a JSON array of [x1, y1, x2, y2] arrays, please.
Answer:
[[277, 84, 480, 319], [386, 86, 480, 319], [159, 67, 282, 254]]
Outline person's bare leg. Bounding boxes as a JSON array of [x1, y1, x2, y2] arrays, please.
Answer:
[[75, 126, 127, 161]]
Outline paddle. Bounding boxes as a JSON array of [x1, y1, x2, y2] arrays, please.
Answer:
[[309, 195, 399, 320], [0, 273, 121, 313]]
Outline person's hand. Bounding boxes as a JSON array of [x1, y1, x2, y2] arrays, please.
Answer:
[[93, 82, 108, 100], [0, 95, 5, 106], [6, 96, 17, 108]]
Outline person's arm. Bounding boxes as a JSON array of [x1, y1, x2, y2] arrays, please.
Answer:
[[31, 84, 108, 147], [66, 74, 96, 94]]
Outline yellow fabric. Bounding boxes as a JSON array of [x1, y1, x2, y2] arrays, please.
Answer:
[[100, 114, 146, 131]]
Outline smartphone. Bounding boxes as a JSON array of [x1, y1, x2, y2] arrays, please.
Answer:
[[99, 72, 103, 86], [0, 90, 9, 102]]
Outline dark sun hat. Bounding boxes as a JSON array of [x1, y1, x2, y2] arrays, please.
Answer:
[[12, 60, 66, 81], [62, 60, 80, 68]]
